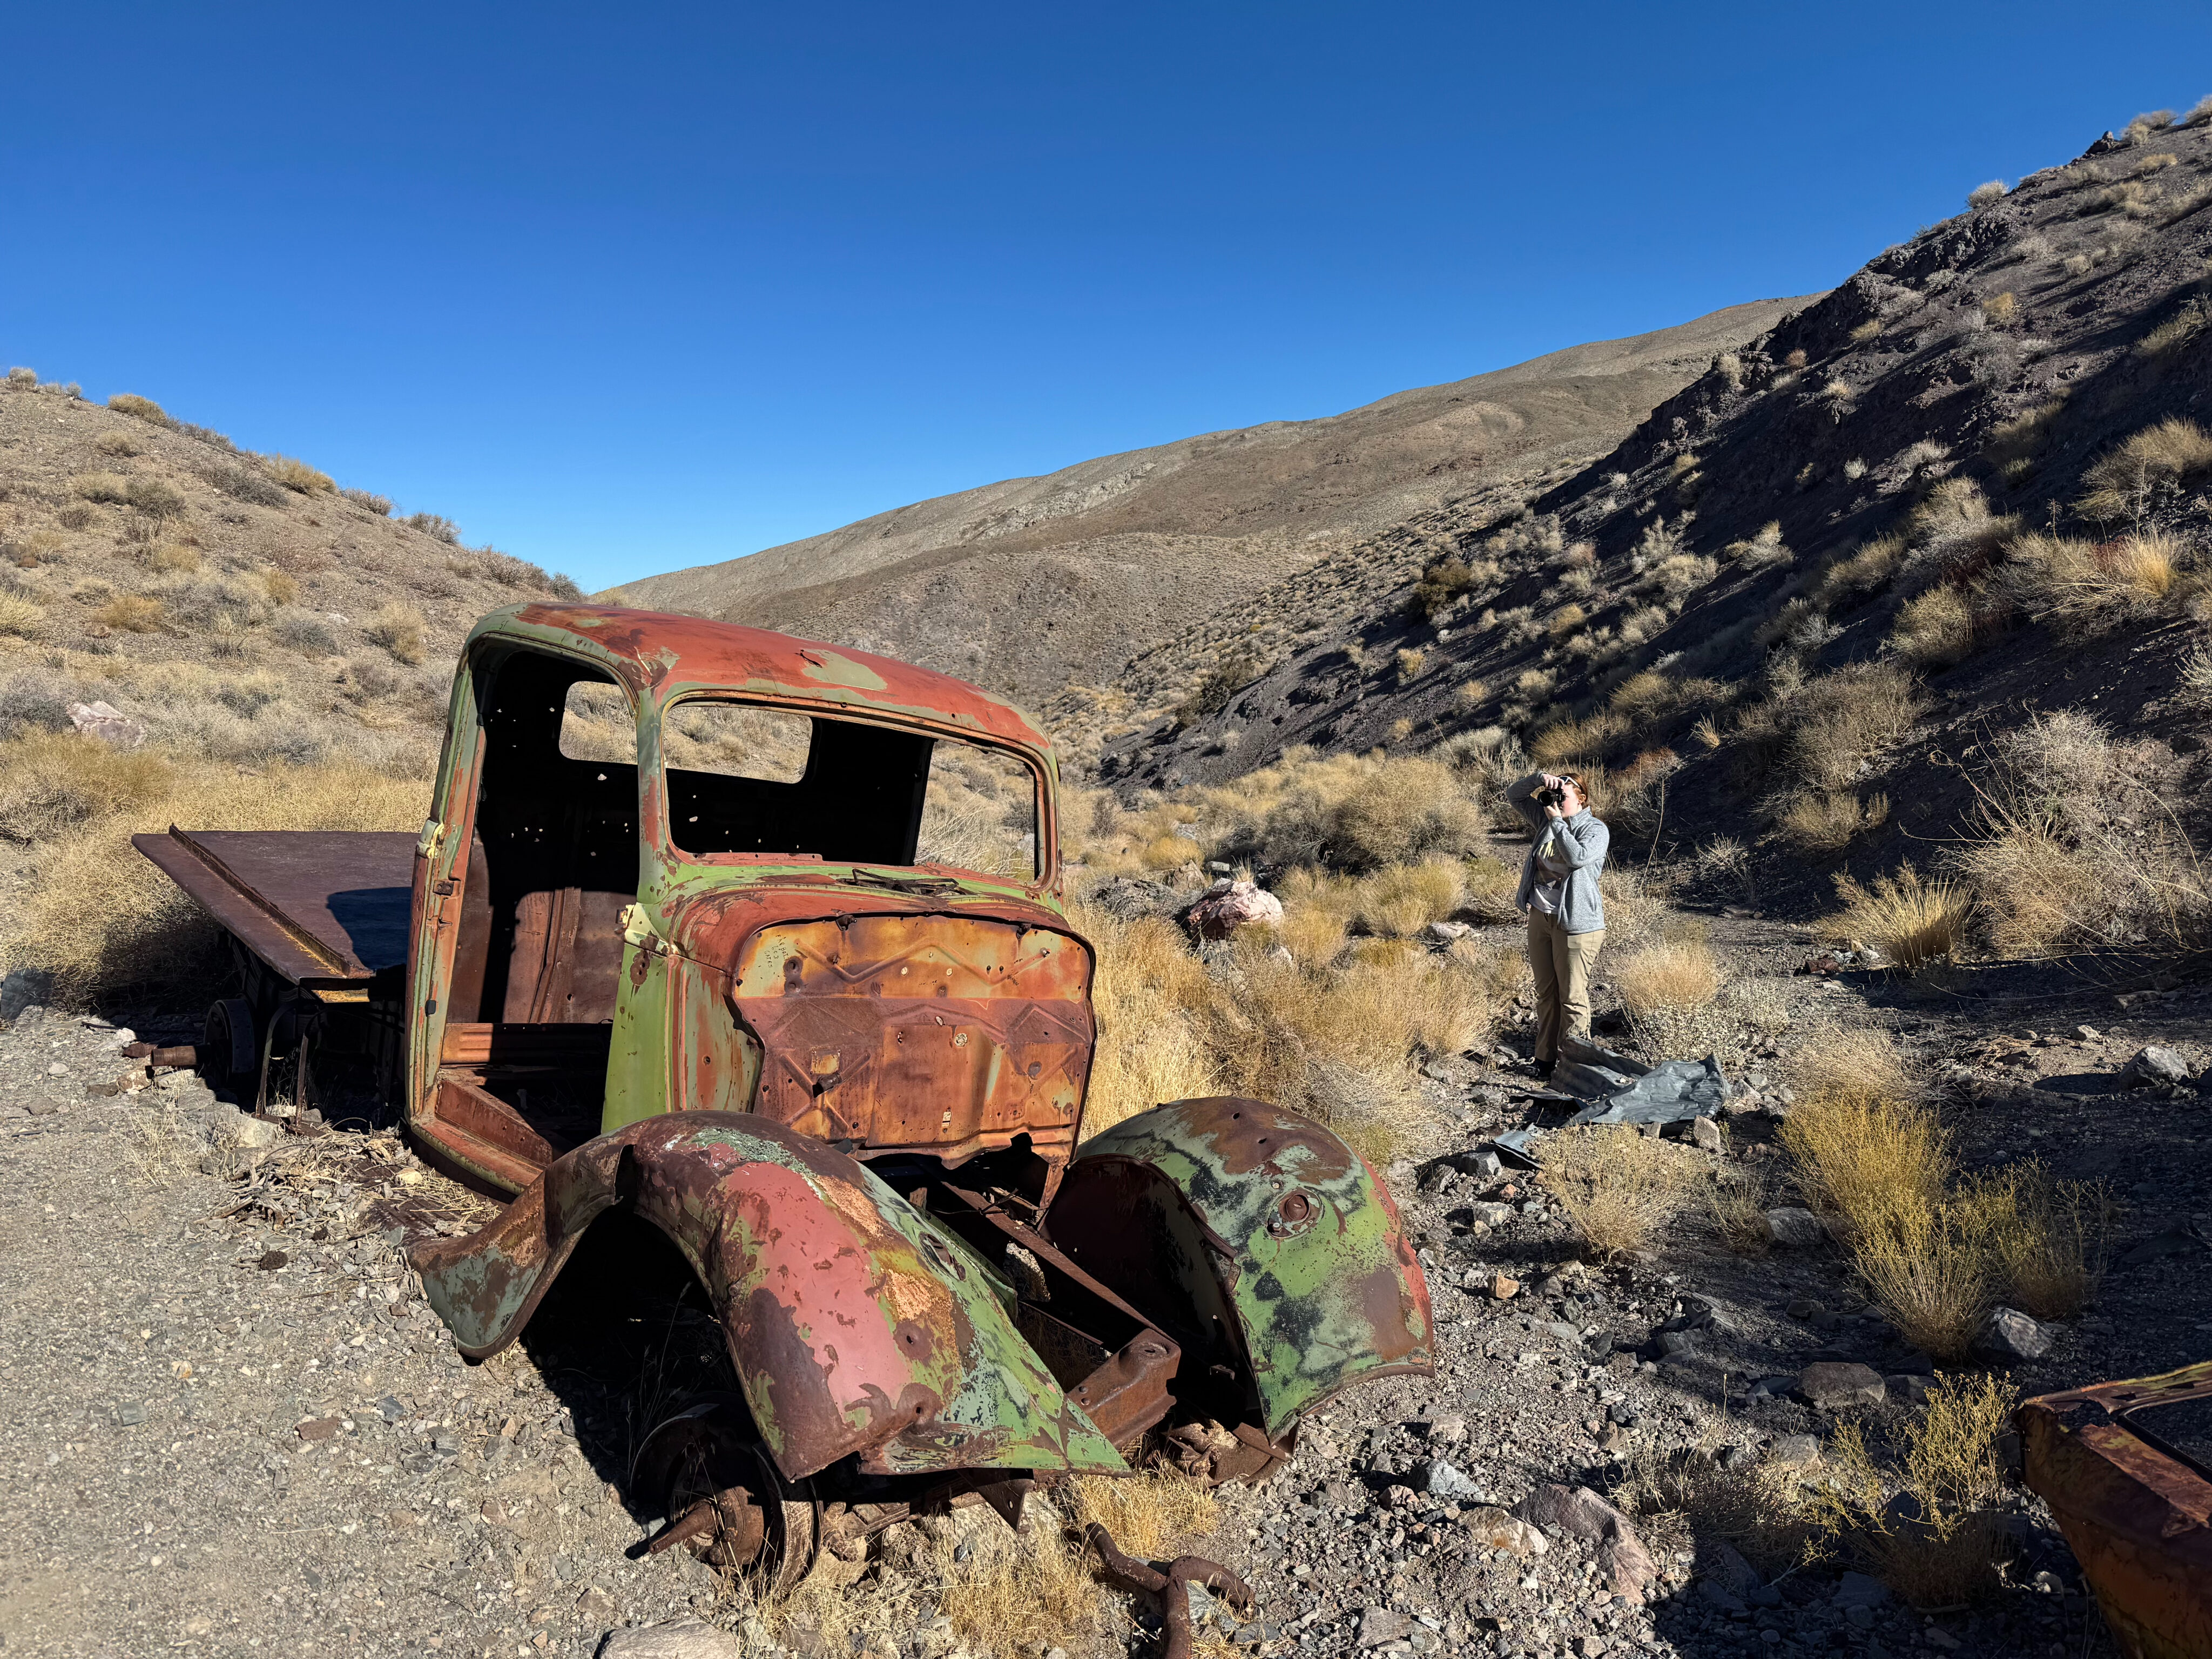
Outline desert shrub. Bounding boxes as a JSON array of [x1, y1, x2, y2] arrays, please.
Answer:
[[1174, 649, 1264, 728], [1983, 399, 2063, 476], [265, 455, 334, 494], [1957, 1161, 2113, 1319], [1540, 1127, 1697, 1259], [0, 677, 70, 738], [144, 543, 202, 575], [1785, 663, 1927, 792], [1890, 583, 1977, 667], [1967, 180, 2008, 210], [1394, 646, 1427, 683], [0, 594, 43, 637], [404, 511, 461, 543], [1264, 756, 1483, 872], [2004, 530, 2182, 623], [1827, 862, 1967, 968], [1704, 1166, 1771, 1253], [1528, 711, 1626, 767], [1548, 601, 1588, 639], [341, 488, 393, 515], [107, 393, 169, 423], [365, 602, 427, 665], [2078, 416, 2212, 522], [1619, 1444, 1814, 1578], [1780, 790, 1889, 854], [92, 594, 164, 633], [1725, 522, 1792, 569], [1981, 292, 2018, 327], [261, 569, 301, 605], [95, 429, 141, 457], [1411, 555, 1478, 620], [1804, 1374, 2018, 1607], [0, 733, 175, 843], [474, 547, 575, 593], [70, 471, 131, 505], [1951, 710, 2208, 953], [337, 655, 405, 703], [2182, 644, 2212, 705], [1780, 1030, 1945, 1221], [124, 476, 186, 518], [5, 367, 37, 388], [1351, 857, 1463, 937], [272, 609, 338, 655], [199, 460, 286, 507], [2137, 295, 2210, 359], [1613, 935, 1724, 1057], [1852, 1201, 1992, 1360]]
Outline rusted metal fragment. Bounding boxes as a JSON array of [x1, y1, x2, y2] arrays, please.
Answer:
[[1050, 1097, 1434, 1440], [411, 1112, 1127, 1483], [2020, 1361, 2212, 1659], [1084, 1522, 1257, 1659]]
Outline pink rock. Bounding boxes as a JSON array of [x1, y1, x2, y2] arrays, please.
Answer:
[[67, 700, 146, 749], [1186, 879, 1283, 940]]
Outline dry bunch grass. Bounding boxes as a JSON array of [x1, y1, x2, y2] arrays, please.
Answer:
[[1612, 937, 1721, 1015], [1618, 1444, 1814, 1577], [2078, 416, 2212, 521], [1779, 790, 1889, 854], [1540, 1126, 1698, 1260], [1803, 1373, 2018, 1607], [1827, 864, 1969, 969], [1890, 584, 1978, 668], [0, 750, 429, 1003]]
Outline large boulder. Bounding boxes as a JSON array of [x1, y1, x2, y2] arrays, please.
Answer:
[[1512, 1485, 1658, 1601], [1185, 878, 1284, 940], [1972, 1306, 2053, 1363], [1797, 1362, 1886, 1411]]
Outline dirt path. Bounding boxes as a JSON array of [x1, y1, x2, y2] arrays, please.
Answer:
[[3, 916, 2204, 1659]]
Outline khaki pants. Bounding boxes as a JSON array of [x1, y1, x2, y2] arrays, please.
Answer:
[[1526, 911, 1605, 1062]]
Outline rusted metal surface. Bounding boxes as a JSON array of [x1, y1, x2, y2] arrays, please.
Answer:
[[2020, 1361, 2212, 1659], [1084, 1522, 1257, 1659], [726, 914, 1094, 1167], [1051, 1097, 1435, 1440], [411, 1111, 1127, 1483], [133, 827, 416, 986], [632, 1398, 818, 1591]]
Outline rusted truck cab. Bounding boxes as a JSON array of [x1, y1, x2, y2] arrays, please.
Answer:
[[406, 603, 1092, 1202], [147, 602, 1431, 1581]]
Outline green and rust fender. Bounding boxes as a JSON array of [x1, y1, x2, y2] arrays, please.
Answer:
[[1046, 1097, 1433, 1439], [410, 1112, 1125, 1484]]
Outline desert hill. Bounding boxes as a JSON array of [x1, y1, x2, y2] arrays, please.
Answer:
[[599, 298, 1808, 702], [1108, 113, 2212, 928]]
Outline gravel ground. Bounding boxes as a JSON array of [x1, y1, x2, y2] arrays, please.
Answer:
[[4, 922, 2206, 1659]]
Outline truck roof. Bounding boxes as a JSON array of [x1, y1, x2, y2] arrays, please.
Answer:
[[484, 603, 1056, 757]]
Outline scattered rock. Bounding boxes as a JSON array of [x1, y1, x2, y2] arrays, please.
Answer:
[[1488, 1273, 1521, 1300], [1972, 1306, 2053, 1363], [1765, 1208, 1827, 1250], [1512, 1484, 1629, 1544], [2129, 1045, 2191, 1085], [1420, 1459, 1485, 1502], [296, 1417, 342, 1442], [1886, 1373, 1934, 1407], [1798, 1361, 1886, 1410], [1833, 1571, 1891, 1610], [67, 700, 147, 748], [1689, 1115, 1723, 1152], [1421, 1415, 1467, 1445], [1357, 1607, 1411, 1648], [1, 967, 54, 1022], [1702, 1540, 1761, 1597], [1423, 920, 1472, 944], [596, 1621, 747, 1659], [1086, 876, 1184, 922], [1767, 1434, 1824, 1469], [1186, 879, 1284, 940], [1461, 1506, 1548, 1556]]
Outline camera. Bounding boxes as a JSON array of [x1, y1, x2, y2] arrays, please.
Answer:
[[1535, 785, 1566, 808]]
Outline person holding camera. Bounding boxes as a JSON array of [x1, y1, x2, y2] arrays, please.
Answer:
[[1506, 770, 1608, 1082]]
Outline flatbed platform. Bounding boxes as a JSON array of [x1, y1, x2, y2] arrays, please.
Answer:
[[132, 827, 418, 990]]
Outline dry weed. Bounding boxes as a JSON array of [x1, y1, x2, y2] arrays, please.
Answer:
[[1779, 790, 1889, 853], [93, 594, 165, 633], [1803, 1374, 2017, 1606], [1890, 585, 1977, 668], [1704, 1167, 1770, 1253], [365, 603, 427, 665], [1613, 937, 1721, 1015], [0, 593, 43, 636], [1618, 1443, 1813, 1577], [1851, 1199, 1990, 1360], [1352, 858, 1463, 937], [2078, 415, 2212, 521], [1540, 1127, 1697, 1260], [1957, 1161, 2114, 1319], [265, 455, 335, 494], [1828, 864, 1968, 969]]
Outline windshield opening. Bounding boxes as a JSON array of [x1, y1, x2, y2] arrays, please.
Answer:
[[662, 699, 1041, 880]]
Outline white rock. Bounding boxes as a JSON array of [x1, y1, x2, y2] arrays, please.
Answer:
[[595, 1622, 747, 1659]]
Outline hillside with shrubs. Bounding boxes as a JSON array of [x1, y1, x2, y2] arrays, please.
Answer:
[[1099, 109, 2212, 974], [0, 374, 581, 1001]]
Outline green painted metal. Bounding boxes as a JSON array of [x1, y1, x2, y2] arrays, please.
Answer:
[[1057, 1097, 1435, 1439]]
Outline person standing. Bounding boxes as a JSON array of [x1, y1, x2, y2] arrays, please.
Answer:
[[1506, 770, 1608, 1082]]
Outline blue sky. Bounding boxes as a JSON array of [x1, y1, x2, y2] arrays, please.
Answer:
[[5, 3, 2209, 592]]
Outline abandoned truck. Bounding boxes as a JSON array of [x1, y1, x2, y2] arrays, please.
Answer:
[[137, 602, 1434, 1586]]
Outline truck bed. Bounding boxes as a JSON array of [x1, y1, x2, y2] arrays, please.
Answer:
[[133, 827, 419, 989]]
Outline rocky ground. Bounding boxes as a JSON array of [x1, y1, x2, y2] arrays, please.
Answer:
[[2, 917, 2207, 1659]]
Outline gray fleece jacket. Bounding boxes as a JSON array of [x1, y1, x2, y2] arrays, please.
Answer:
[[1507, 772, 1609, 934]]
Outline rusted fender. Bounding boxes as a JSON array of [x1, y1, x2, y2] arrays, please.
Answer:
[[410, 1112, 1127, 1484], [2019, 1361, 2212, 1659], [1047, 1097, 1433, 1439]]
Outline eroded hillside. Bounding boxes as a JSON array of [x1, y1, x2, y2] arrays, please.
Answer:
[[600, 298, 1808, 702]]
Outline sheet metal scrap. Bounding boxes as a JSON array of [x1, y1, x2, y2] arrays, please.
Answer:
[[2018, 1361, 2212, 1659], [411, 1111, 1126, 1484]]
